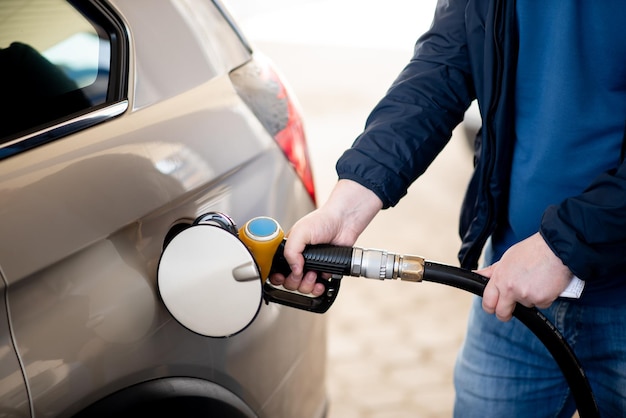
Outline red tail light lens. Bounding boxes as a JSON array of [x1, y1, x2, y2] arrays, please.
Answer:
[[272, 75, 315, 204], [230, 56, 316, 204]]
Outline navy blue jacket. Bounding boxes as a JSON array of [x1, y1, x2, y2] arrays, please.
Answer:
[[336, 0, 626, 283]]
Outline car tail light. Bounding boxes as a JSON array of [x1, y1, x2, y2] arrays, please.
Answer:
[[230, 55, 316, 204]]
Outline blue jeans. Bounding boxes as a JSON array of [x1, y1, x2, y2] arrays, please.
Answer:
[[453, 296, 626, 417]]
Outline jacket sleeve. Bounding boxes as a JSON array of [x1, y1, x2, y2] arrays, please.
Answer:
[[336, 0, 475, 208], [541, 158, 626, 281]]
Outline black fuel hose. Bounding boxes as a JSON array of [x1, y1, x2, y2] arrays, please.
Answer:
[[267, 236, 600, 416], [424, 261, 600, 418]]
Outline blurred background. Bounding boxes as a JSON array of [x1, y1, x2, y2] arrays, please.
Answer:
[[224, 1, 475, 416]]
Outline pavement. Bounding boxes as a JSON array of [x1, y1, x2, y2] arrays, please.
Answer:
[[230, 2, 475, 415]]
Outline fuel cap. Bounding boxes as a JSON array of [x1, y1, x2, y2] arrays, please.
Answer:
[[157, 224, 262, 337]]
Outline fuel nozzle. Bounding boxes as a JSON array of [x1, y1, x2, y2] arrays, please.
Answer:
[[269, 242, 425, 282], [240, 216, 425, 283]]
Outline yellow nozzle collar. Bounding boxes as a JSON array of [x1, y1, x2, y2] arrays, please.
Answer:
[[239, 217, 285, 280]]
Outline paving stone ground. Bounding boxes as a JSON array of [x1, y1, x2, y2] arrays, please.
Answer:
[[321, 136, 474, 418]]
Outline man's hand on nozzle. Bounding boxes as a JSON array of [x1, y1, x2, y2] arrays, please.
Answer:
[[268, 207, 345, 297], [268, 179, 383, 296]]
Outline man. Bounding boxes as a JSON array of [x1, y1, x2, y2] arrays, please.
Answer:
[[271, 1, 626, 416]]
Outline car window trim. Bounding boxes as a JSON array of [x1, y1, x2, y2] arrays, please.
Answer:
[[83, 0, 129, 102], [0, 100, 129, 160]]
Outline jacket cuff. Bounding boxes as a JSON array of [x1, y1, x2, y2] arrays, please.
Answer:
[[540, 204, 616, 281], [336, 149, 408, 209]]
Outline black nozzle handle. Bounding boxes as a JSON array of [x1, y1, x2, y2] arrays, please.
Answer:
[[263, 241, 353, 313], [302, 244, 354, 275], [271, 240, 354, 277]]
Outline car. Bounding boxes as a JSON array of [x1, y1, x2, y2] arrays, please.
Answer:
[[0, 0, 327, 416]]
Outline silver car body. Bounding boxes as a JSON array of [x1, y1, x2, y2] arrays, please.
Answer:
[[0, 0, 326, 416]]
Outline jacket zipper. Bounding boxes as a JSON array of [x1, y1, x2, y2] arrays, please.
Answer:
[[462, 0, 505, 268]]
